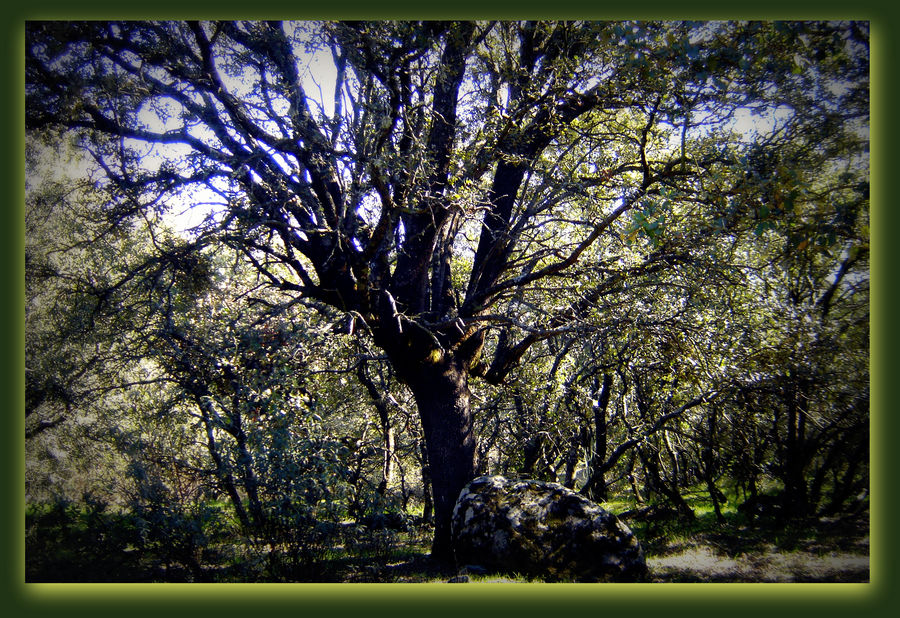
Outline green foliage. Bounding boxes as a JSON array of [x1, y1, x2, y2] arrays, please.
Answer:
[[624, 198, 669, 247], [25, 20, 867, 580], [26, 497, 145, 582], [126, 467, 213, 580]]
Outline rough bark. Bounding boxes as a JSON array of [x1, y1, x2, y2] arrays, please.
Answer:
[[419, 440, 434, 525], [582, 373, 612, 502], [703, 406, 726, 524], [356, 363, 396, 496], [784, 375, 811, 518], [193, 393, 252, 531], [401, 356, 477, 562]]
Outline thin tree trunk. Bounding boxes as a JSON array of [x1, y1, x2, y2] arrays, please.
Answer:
[[784, 375, 810, 518], [628, 459, 645, 505], [662, 430, 680, 487], [641, 447, 694, 520], [826, 434, 867, 515], [562, 427, 581, 489], [703, 406, 726, 524], [356, 363, 397, 496], [515, 394, 546, 479], [380, 425, 396, 496], [582, 373, 612, 501], [192, 392, 251, 530], [232, 427, 266, 530]]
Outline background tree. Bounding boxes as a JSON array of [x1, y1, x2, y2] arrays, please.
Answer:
[[26, 20, 868, 560], [26, 135, 431, 579]]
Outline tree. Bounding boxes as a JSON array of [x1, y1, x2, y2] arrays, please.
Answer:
[[26, 20, 868, 560], [25, 130, 187, 503], [25, 131, 138, 441]]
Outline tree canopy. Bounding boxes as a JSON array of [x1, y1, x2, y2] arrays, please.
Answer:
[[25, 20, 869, 561]]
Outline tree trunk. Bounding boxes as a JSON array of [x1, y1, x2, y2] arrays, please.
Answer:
[[193, 393, 252, 530], [641, 447, 694, 520], [784, 375, 810, 518], [356, 363, 396, 497], [629, 469, 645, 505], [562, 427, 581, 489], [703, 406, 726, 524], [515, 394, 549, 480], [403, 356, 477, 563], [582, 373, 612, 502], [419, 440, 433, 525], [379, 424, 395, 496], [232, 427, 267, 530]]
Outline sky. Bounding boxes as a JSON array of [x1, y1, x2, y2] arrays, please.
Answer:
[[128, 28, 800, 237]]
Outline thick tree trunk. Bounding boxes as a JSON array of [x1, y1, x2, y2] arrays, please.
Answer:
[[403, 356, 477, 563], [419, 440, 433, 525]]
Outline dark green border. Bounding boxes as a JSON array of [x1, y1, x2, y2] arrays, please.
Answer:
[[9, 0, 899, 19], [6, 2, 897, 617]]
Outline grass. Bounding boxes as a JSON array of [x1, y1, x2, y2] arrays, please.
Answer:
[[25, 494, 869, 583], [618, 495, 870, 583]]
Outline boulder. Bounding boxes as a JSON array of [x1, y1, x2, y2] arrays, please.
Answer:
[[451, 475, 647, 582]]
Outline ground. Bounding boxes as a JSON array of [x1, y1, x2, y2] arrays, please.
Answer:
[[25, 501, 869, 583], [326, 512, 870, 583], [644, 521, 870, 583]]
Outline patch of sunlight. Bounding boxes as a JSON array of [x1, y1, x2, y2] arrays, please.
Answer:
[[649, 544, 869, 582], [649, 546, 739, 577], [753, 550, 869, 582]]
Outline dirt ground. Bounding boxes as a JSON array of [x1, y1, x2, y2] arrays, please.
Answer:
[[644, 516, 870, 583], [348, 514, 871, 583], [647, 542, 869, 582]]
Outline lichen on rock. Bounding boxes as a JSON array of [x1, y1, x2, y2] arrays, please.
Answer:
[[450, 475, 647, 582]]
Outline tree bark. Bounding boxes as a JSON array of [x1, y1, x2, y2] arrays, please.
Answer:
[[703, 406, 726, 524], [784, 374, 810, 518], [401, 356, 477, 563], [641, 447, 694, 520], [562, 428, 581, 489], [419, 440, 434, 525], [231, 424, 267, 530], [356, 363, 396, 496], [582, 373, 612, 502], [193, 393, 252, 531]]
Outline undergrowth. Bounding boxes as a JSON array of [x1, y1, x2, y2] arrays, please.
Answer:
[[25, 491, 869, 583]]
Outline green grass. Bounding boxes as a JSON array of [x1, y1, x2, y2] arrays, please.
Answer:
[[25, 488, 869, 583]]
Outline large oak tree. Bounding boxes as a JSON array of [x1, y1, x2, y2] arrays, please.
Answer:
[[26, 20, 868, 560]]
